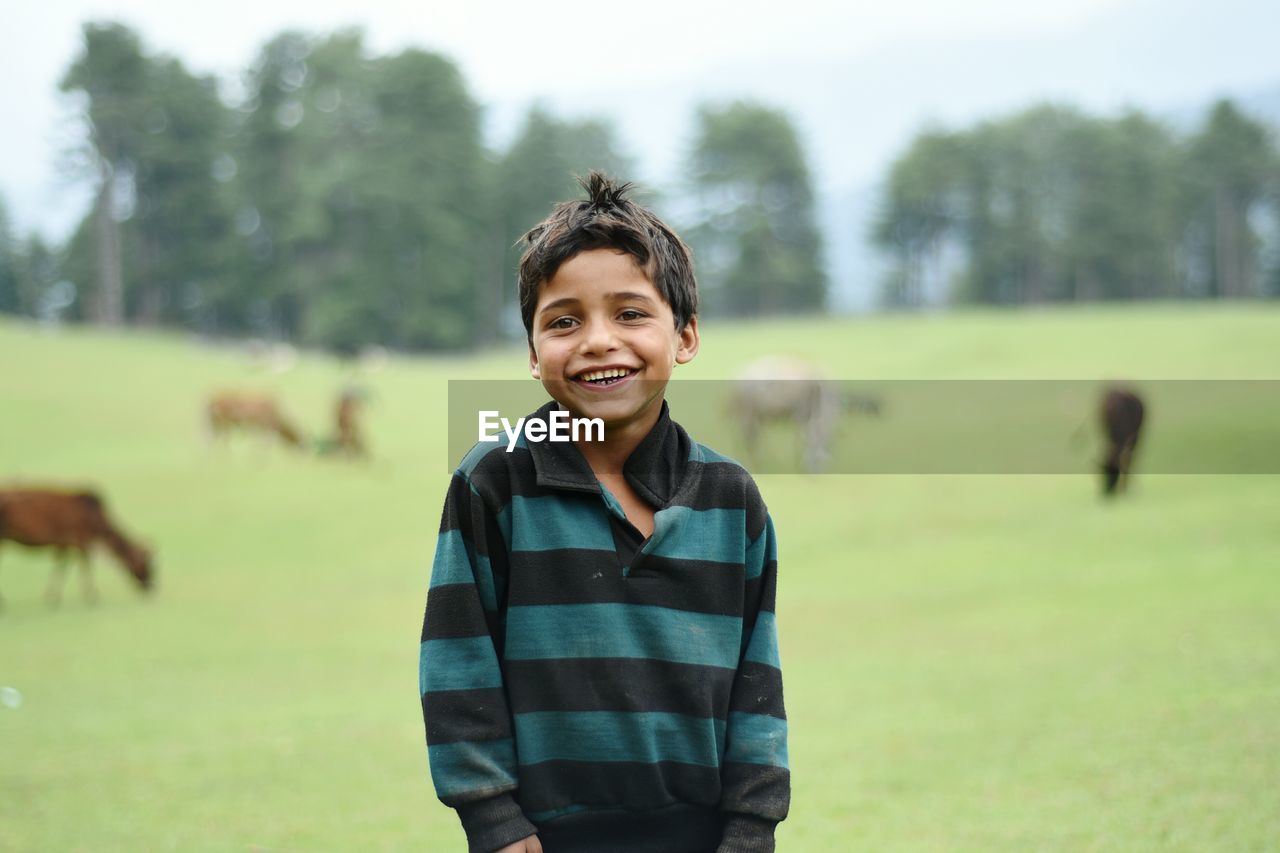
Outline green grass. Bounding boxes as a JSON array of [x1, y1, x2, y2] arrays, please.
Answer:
[[1, 303, 1278, 851]]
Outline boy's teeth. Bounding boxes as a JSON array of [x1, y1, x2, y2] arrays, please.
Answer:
[[581, 368, 631, 382]]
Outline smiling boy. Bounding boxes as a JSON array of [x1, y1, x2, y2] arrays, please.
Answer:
[[420, 173, 789, 852]]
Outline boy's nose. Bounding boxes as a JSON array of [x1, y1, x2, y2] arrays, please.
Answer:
[[579, 319, 621, 354]]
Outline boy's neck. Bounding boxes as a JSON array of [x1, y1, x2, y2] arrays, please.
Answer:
[[570, 398, 664, 479]]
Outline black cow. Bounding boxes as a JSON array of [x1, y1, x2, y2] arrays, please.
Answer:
[[1100, 387, 1145, 496]]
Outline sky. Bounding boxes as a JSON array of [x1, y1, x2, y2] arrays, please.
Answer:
[[4, 0, 1280, 257]]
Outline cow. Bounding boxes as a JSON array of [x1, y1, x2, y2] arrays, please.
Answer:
[[1100, 387, 1145, 496], [0, 488, 154, 607], [316, 385, 370, 459], [727, 356, 844, 474], [205, 391, 304, 449]]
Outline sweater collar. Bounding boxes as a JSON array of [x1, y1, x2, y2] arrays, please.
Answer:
[[525, 399, 694, 508]]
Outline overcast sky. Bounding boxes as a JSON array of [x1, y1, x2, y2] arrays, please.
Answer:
[[4, 0, 1279, 245]]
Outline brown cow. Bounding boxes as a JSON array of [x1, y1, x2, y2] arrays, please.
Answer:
[[1100, 387, 1145, 496], [316, 386, 369, 459], [205, 391, 304, 449], [0, 488, 154, 606]]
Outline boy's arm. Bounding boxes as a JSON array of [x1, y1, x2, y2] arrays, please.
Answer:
[[719, 510, 790, 853], [421, 470, 537, 853]]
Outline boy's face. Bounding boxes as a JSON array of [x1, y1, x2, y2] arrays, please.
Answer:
[[529, 248, 698, 430]]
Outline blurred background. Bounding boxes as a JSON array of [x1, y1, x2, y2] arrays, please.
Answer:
[[2, 1, 1278, 850]]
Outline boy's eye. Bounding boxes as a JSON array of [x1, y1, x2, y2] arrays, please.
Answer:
[[549, 316, 577, 330], [619, 309, 646, 321]]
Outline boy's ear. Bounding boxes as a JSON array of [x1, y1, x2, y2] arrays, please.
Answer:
[[528, 342, 541, 379], [675, 316, 700, 365]]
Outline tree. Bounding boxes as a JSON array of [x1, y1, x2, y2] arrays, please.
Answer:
[[231, 30, 322, 339], [339, 44, 490, 350], [1185, 100, 1276, 298], [59, 22, 150, 326], [129, 56, 236, 326], [58, 22, 237, 330], [872, 129, 969, 306], [1064, 111, 1181, 301], [875, 104, 1198, 306], [0, 197, 73, 323], [495, 105, 635, 336], [233, 29, 491, 350], [686, 101, 826, 317], [20, 238, 68, 322], [0, 196, 19, 314]]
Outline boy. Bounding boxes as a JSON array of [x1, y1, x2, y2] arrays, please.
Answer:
[[420, 173, 788, 852]]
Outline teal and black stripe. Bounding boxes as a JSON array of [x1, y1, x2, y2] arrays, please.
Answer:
[[420, 400, 788, 848], [504, 657, 735, 716]]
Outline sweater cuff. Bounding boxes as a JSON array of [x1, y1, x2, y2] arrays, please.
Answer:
[[454, 793, 538, 853], [718, 813, 778, 853]]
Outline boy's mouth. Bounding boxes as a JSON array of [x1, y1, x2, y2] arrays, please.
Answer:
[[572, 367, 639, 389]]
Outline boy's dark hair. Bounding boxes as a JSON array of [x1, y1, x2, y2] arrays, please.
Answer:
[[518, 171, 697, 336]]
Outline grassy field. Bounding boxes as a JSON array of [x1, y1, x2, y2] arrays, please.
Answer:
[[1, 304, 1278, 851]]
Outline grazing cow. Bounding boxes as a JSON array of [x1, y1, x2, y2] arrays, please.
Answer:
[[0, 488, 154, 606], [205, 391, 304, 449], [316, 386, 369, 459], [1100, 387, 1145, 496], [728, 356, 843, 473]]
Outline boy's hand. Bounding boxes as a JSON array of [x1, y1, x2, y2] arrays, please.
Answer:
[[494, 835, 542, 853]]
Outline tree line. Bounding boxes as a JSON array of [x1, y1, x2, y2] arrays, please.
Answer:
[[2, 22, 1278, 351], [874, 102, 1280, 306], [0, 22, 825, 351]]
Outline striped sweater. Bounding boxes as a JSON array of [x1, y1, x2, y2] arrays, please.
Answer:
[[420, 400, 788, 852]]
